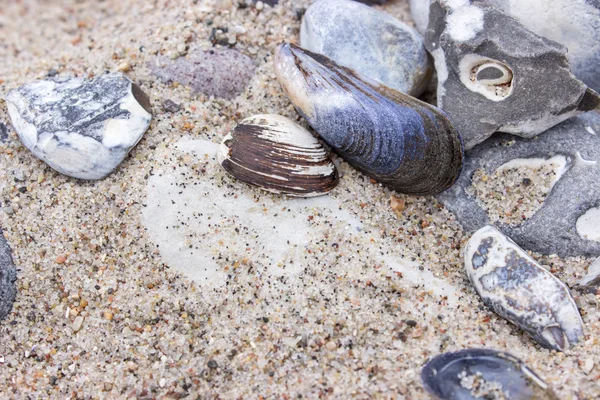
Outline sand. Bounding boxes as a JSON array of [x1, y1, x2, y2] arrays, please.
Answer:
[[0, 0, 599, 398]]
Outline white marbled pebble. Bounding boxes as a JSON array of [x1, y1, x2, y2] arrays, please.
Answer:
[[5, 73, 152, 180]]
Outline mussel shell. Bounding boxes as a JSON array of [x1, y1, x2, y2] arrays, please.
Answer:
[[218, 114, 339, 197], [274, 43, 463, 196], [422, 349, 558, 400]]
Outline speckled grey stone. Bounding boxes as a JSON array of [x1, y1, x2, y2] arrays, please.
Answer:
[[438, 113, 600, 257], [0, 230, 17, 321], [0, 122, 7, 143], [301, 0, 431, 96], [149, 49, 256, 100], [411, 0, 600, 93], [424, 0, 600, 149], [6, 73, 152, 180], [466, 226, 584, 351]]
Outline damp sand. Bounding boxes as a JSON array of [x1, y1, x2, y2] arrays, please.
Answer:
[[0, 0, 599, 398]]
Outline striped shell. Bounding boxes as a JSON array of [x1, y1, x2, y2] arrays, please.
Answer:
[[465, 226, 584, 351], [273, 43, 463, 196], [218, 114, 339, 197]]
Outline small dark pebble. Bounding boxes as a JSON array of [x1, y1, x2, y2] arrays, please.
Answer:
[[522, 178, 532, 186], [162, 99, 181, 113], [295, 7, 307, 20], [0, 122, 8, 143], [262, 316, 269, 323], [406, 320, 417, 327], [254, 0, 278, 5], [47, 69, 59, 77], [207, 359, 218, 369], [268, 370, 275, 377], [95, 285, 101, 290], [18, 187, 27, 193], [49, 376, 58, 386], [27, 311, 36, 322]]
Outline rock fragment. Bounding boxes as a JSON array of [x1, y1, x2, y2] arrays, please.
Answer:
[[438, 113, 600, 257], [424, 0, 600, 149], [411, 0, 600, 93], [0, 230, 17, 321]]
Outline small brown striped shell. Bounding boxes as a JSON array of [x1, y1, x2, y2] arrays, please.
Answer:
[[218, 114, 339, 197]]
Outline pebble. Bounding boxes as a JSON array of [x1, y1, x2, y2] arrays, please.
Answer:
[[438, 113, 600, 257], [72, 316, 84, 332], [162, 99, 181, 113], [577, 257, 600, 294], [0, 122, 7, 143], [411, 0, 600, 93], [465, 226, 584, 351], [149, 48, 256, 100], [5, 73, 153, 180], [424, 0, 600, 149], [0, 230, 17, 321], [301, 0, 431, 96]]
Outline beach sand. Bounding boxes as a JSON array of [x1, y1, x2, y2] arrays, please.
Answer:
[[0, 0, 599, 398]]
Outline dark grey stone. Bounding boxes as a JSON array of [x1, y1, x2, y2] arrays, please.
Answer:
[[0, 230, 17, 321], [412, 0, 600, 93], [438, 113, 600, 257], [149, 49, 255, 100], [162, 99, 181, 113], [424, 0, 600, 149], [0, 122, 7, 143]]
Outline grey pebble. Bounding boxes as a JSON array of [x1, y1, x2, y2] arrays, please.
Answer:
[[301, 0, 431, 96], [0, 229, 17, 321], [424, 0, 600, 149], [162, 99, 181, 113], [438, 112, 600, 257], [149, 49, 255, 100], [0, 122, 7, 143]]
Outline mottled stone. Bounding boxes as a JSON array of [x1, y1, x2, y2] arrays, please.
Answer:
[[149, 49, 255, 100], [465, 226, 584, 351], [0, 122, 7, 143], [424, 0, 600, 149], [301, 0, 431, 96], [0, 230, 17, 321], [412, 0, 600, 93], [162, 99, 181, 113], [6, 73, 152, 180], [438, 113, 600, 257]]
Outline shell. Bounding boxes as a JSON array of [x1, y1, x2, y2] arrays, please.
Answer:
[[218, 114, 339, 197], [273, 43, 463, 196], [465, 226, 584, 351], [422, 349, 558, 400]]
